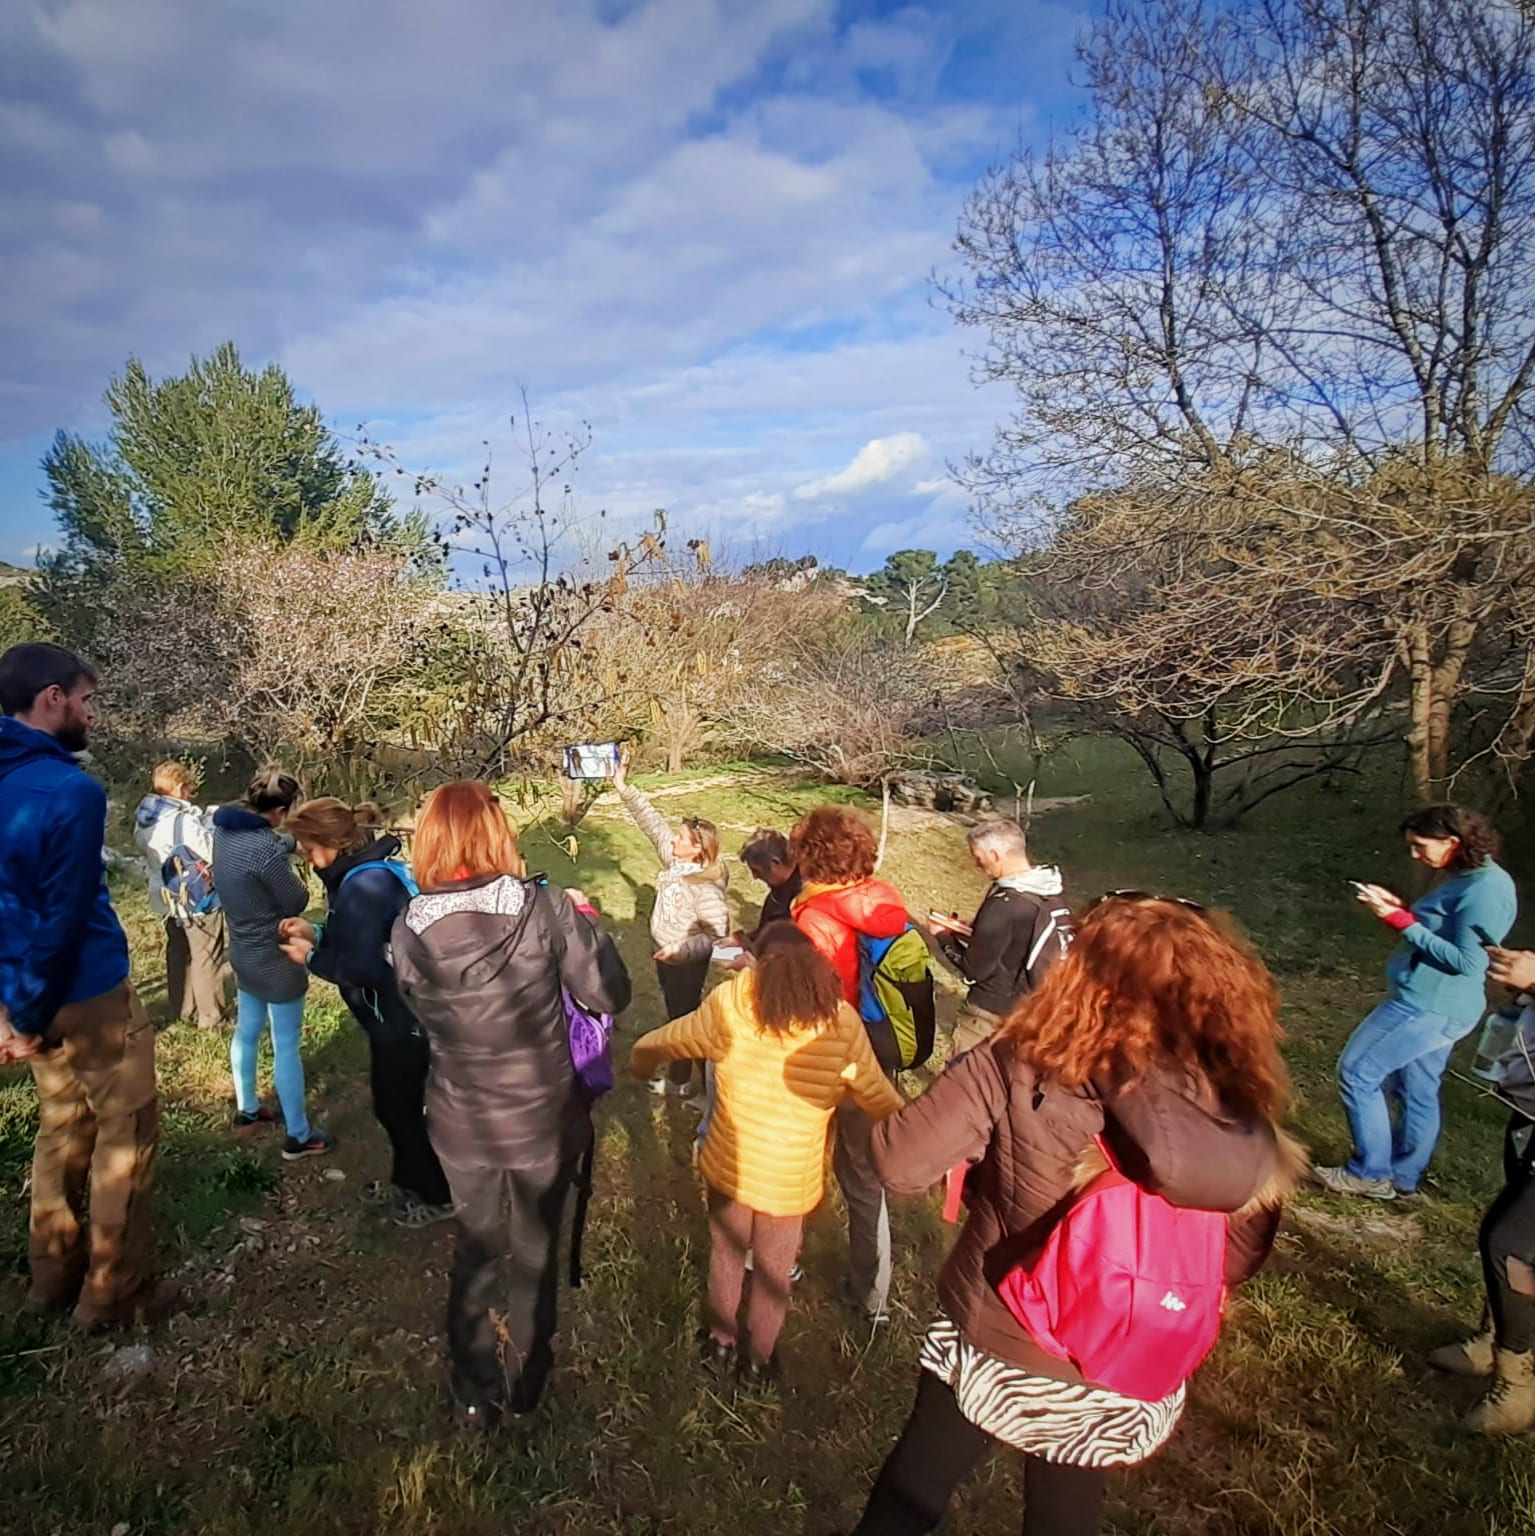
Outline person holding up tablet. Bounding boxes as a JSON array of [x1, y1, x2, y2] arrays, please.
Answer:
[[612, 758, 730, 1099]]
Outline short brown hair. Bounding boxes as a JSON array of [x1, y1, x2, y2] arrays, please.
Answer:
[[751, 922, 843, 1033], [286, 798, 385, 854], [152, 760, 197, 800], [790, 806, 878, 885], [741, 828, 791, 874], [412, 781, 525, 890]]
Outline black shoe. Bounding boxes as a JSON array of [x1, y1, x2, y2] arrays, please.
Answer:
[[233, 1105, 278, 1131], [737, 1353, 781, 1391], [281, 1130, 334, 1161], [450, 1387, 502, 1435]]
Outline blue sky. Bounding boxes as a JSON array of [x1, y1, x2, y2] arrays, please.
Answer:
[[0, 0, 1092, 575]]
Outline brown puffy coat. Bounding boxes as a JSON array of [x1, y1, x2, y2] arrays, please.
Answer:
[[629, 969, 903, 1215], [873, 1035, 1295, 1383]]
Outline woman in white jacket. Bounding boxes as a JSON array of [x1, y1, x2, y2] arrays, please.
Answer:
[[133, 761, 232, 1030]]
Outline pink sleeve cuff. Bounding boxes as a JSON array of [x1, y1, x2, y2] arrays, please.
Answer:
[[1384, 907, 1415, 932], [574, 902, 599, 920]]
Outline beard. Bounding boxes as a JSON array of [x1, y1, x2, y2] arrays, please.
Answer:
[[54, 722, 90, 753]]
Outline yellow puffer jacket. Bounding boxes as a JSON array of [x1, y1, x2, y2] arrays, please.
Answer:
[[629, 969, 904, 1216]]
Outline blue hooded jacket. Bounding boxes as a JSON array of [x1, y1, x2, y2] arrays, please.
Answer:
[[0, 717, 130, 1032]]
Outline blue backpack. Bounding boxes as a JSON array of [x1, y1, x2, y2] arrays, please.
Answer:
[[161, 812, 219, 923]]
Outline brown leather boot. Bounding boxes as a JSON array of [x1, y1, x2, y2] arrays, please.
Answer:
[[72, 1278, 187, 1334]]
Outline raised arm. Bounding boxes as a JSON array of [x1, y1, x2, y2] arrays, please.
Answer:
[[616, 782, 675, 865], [629, 988, 726, 1078], [871, 1040, 1007, 1194]]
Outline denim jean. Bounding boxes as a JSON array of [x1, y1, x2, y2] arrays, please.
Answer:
[[1338, 997, 1470, 1191], [232, 990, 310, 1142]]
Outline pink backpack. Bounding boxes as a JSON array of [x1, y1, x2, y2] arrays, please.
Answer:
[[995, 1138, 1229, 1401]]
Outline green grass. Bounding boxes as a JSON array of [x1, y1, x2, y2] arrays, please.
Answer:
[[1, 744, 1531, 1534]]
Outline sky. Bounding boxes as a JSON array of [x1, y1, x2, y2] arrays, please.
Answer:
[[0, 0, 1092, 576]]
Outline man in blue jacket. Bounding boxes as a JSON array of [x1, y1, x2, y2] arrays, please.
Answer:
[[0, 643, 178, 1329]]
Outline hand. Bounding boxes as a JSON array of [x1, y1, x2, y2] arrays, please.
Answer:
[[279, 918, 317, 945], [1488, 947, 1535, 993], [279, 937, 315, 967], [611, 757, 628, 792], [654, 945, 681, 963], [566, 887, 589, 908], [725, 951, 756, 972], [0, 1009, 42, 1064], [1356, 884, 1404, 920]]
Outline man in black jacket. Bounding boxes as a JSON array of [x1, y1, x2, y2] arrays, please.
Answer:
[[932, 820, 1071, 1058]]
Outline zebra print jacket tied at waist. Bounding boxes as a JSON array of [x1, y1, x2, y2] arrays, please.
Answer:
[[872, 1038, 1297, 1386]]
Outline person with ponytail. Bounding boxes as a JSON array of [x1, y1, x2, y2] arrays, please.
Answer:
[[213, 767, 331, 1160], [277, 798, 453, 1228], [629, 922, 903, 1383], [1316, 803, 1517, 1201]]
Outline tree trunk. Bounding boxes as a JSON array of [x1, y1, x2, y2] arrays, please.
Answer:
[[667, 737, 686, 774], [1189, 755, 1214, 831]]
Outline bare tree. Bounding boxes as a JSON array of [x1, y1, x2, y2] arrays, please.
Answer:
[[362, 398, 672, 776], [949, 0, 1535, 804]]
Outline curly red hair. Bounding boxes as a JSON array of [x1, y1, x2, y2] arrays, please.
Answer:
[[1003, 898, 1288, 1122], [789, 806, 878, 885]]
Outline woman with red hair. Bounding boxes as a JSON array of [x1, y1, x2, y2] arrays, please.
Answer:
[[845, 894, 1300, 1536], [390, 781, 631, 1432]]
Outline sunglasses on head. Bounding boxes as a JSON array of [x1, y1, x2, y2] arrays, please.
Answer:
[[683, 817, 704, 831], [1088, 889, 1207, 913]]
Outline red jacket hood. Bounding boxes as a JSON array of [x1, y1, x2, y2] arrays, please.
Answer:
[[795, 879, 909, 938]]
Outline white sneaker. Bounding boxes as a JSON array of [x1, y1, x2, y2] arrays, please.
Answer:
[[1311, 1164, 1397, 1200], [648, 1074, 671, 1096], [743, 1250, 804, 1284]]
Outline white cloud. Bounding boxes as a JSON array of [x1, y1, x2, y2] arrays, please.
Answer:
[[0, 0, 1092, 569], [793, 431, 930, 501]]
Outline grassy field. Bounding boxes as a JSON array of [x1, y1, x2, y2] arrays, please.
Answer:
[[1, 739, 1531, 1535]]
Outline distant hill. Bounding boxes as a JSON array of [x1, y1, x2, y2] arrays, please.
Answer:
[[0, 562, 33, 588]]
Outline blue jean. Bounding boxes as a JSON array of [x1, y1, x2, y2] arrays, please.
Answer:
[[1338, 998, 1470, 1191], [232, 990, 310, 1142]]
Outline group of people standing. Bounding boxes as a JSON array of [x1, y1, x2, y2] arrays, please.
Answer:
[[1, 637, 1532, 1532]]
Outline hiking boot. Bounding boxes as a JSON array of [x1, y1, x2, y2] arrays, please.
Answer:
[[1466, 1349, 1535, 1435], [233, 1105, 278, 1131], [72, 1278, 187, 1334], [1429, 1327, 1496, 1378], [361, 1179, 400, 1207], [281, 1130, 335, 1161], [21, 1287, 79, 1319], [392, 1195, 457, 1230], [1311, 1164, 1396, 1201]]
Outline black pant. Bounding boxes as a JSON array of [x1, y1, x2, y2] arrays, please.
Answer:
[[367, 1032, 452, 1206], [656, 955, 711, 1087], [853, 1372, 1110, 1536], [1483, 1116, 1535, 1353], [441, 1152, 577, 1414]]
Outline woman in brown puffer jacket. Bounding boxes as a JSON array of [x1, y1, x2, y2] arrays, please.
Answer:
[[847, 893, 1302, 1536]]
